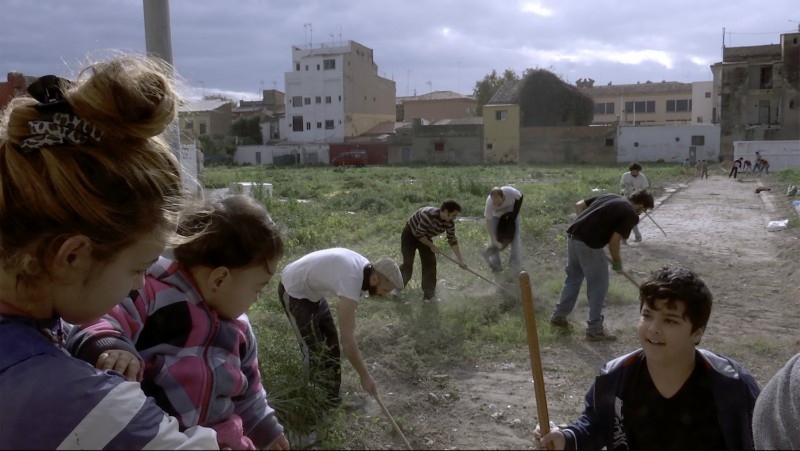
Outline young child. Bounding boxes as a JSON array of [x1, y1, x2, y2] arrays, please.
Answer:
[[67, 195, 290, 450], [0, 57, 218, 449], [535, 266, 760, 449]]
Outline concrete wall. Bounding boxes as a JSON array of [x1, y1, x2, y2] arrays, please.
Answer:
[[234, 143, 329, 166], [403, 98, 477, 122], [616, 124, 721, 164], [518, 125, 617, 164], [411, 121, 483, 164], [733, 140, 800, 171]]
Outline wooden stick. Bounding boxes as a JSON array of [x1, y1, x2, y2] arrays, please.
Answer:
[[373, 392, 413, 450], [644, 211, 667, 237], [519, 272, 551, 441], [604, 254, 641, 288], [439, 251, 517, 297]]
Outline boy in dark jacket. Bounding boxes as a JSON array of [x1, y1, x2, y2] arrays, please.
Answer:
[[535, 266, 760, 450]]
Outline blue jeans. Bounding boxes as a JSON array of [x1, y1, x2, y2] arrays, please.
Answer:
[[491, 215, 522, 273], [631, 225, 641, 241], [551, 236, 609, 333]]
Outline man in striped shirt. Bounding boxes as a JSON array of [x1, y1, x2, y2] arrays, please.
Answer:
[[400, 200, 468, 301]]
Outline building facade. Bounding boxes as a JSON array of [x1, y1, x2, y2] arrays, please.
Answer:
[[581, 81, 698, 126], [711, 31, 800, 158], [283, 40, 395, 143], [397, 90, 477, 122], [178, 98, 233, 144]]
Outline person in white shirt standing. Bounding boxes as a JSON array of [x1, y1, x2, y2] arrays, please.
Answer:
[[620, 162, 649, 244]]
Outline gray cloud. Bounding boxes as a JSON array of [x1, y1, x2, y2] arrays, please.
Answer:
[[1, 0, 795, 100]]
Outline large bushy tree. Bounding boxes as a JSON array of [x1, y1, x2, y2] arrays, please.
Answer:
[[473, 69, 519, 116], [518, 68, 594, 126], [230, 115, 264, 145]]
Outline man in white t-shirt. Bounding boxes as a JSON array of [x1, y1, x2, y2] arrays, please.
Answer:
[[620, 162, 649, 243], [278, 248, 403, 407], [482, 186, 524, 274]]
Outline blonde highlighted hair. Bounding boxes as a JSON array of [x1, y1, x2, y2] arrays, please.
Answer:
[[0, 55, 186, 285]]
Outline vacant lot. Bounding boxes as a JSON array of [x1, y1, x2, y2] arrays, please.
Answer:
[[205, 164, 799, 449]]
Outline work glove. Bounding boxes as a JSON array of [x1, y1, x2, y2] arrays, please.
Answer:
[[612, 260, 623, 272]]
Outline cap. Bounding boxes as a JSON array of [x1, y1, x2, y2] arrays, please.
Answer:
[[372, 258, 404, 291]]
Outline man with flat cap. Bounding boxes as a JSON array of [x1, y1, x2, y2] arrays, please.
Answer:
[[278, 247, 403, 406]]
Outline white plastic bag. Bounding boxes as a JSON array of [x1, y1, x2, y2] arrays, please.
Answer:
[[766, 219, 789, 232]]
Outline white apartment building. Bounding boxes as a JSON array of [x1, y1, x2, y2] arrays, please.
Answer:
[[284, 40, 396, 143]]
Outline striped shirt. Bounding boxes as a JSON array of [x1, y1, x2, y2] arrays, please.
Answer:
[[406, 207, 458, 246]]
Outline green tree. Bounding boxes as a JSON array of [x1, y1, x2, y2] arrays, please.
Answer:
[[473, 69, 519, 116], [518, 68, 594, 126], [230, 115, 264, 145], [197, 134, 236, 164]]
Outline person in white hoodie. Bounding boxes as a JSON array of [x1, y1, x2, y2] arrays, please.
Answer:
[[620, 162, 649, 243]]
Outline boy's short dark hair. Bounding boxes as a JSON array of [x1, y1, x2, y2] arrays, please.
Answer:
[[629, 162, 642, 171], [174, 195, 284, 270], [628, 189, 655, 210], [440, 199, 462, 213], [639, 266, 712, 332]]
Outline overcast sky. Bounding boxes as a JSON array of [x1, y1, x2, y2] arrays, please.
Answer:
[[1, 0, 797, 101]]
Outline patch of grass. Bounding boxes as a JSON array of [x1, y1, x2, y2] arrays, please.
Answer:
[[209, 163, 703, 448]]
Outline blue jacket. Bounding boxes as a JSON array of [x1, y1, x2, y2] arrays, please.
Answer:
[[0, 315, 219, 450], [562, 348, 760, 450]]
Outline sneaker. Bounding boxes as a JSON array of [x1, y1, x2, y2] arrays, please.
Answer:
[[549, 317, 570, 329], [633, 237, 642, 242], [586, 329, 617, 342]]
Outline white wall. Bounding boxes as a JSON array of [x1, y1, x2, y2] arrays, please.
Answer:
[[691, 81, 713, 125], [617, 124, 721, 164], [178, 142, 201, 193], [234, 143, 330, 165], [733, 140, 800, 171]]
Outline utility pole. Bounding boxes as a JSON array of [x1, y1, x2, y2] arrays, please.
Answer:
[[143, 0, 198, 192]]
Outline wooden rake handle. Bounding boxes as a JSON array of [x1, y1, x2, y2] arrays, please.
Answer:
[[519, 272, 550, 438], [373, 392, 413, 450]]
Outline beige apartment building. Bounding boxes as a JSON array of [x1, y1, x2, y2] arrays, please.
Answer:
[[397, 90, 477, 122], [581, 81, 696, 125]]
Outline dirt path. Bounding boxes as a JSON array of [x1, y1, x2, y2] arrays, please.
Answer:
[[356, 173, 800, 450]]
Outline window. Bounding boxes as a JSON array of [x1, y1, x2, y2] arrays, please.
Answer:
[[305, 122, 311, 130], [667, 99, 691, 112], [705, 92, 711, 98], [697, 116, 704, 123], [760, 66, 772, 89], [486, 143, 493, 150], [325, 96, 332, 104], [434, 142, 444, 152], [305, 65, 308, 71], [338, 95, 342, 102], [184, 120, 193, 129], [495, 110, 508, 121], [605, 138, 614, 146], [691, 135, 705, 145], [295, 62, 300, 71], [292, 116, 303, 132], [304, 97, 311, 105], [316, 64, 320, 70], [316, 122, 322, 129], [325, 120, 334, 129], [323, 59, 335, 70], [626, 101, 656, 113], [594, 102, 614, 114], [292, 96, 302, 107], [198, 123, 206, 134], [315, 96, 321, 104]]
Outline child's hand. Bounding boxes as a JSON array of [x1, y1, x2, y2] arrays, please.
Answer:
[[533, 422, 565, 450], [267, 433, 290, 450], [96, 349, 141, 381]]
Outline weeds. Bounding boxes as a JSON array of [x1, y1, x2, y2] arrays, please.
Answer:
[[206, 163, 796, 448]]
